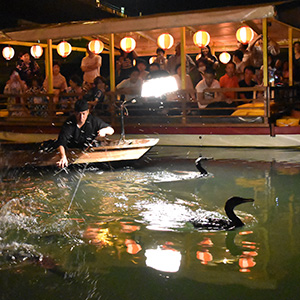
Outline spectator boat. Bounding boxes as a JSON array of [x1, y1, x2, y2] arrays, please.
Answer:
[[0, 2, 300, 148]]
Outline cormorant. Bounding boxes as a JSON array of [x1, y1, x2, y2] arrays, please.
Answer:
[[190, 197, 254, 231], [195, 156, 213, 175]]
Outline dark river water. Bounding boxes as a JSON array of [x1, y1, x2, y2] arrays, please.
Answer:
[[1, 146, 300, 300]]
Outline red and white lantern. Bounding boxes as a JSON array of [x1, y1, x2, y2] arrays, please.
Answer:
[[57, 41, 72, 58], [30, 45, 43, 59], [193, 31, 210, 48], [219, 52, 231, 64], [157, 33, 174, 50], [2, 46, 15, 60], [236, 26, 254, 45], [120, 37, 136, 53], [88, 39, 104, 54]]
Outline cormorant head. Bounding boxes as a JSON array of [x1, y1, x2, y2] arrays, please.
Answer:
[[225, 197, 254, 213]]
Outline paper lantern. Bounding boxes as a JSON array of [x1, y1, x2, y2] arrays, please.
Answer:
[[219, 52, 231, 64], [57, 41, 72, 58], [236, 26, 254, 45], [88, 39, 104, 54], [2, 46, 15, 60], [157, 33, 174, 50], [30, 45, 43, 59], [120, 37, 136, 53], [149, 56, 156, 64], [193, 31, 210, 48]]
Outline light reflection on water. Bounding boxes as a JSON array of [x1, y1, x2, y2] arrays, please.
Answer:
[[1, 147, 300, 299]]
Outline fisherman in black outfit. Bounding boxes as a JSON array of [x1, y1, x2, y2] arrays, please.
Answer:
[[56, 99, 114, 168]]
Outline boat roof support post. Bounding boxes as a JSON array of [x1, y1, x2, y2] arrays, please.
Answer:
[[288, 27, 293, 87], [45, 39, 53, 94], [180, 27, 186, 90], [262, 18, 268, 87], [109, 33, 115, 92]]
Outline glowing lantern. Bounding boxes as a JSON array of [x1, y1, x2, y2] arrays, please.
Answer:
[[157, 33, 174, 50], [57, 41, 72, 58], [30, 45, 43, 59], [149, 56, 156, 64], [2, 46, 15, 60], [120, 37, 136, 53], [236, 26, 254, 45], [193, 31, 210, 48], [219, 52, 231, 64], [88, 39, 104, 54]]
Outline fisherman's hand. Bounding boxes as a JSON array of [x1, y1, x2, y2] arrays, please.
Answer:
[[98, 127, 114, 137], [57, 155, 68, 169]]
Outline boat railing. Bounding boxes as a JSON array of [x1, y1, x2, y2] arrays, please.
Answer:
[[1, 85, 298, 128]]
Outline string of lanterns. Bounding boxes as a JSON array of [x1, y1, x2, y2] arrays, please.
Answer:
[[2, 26, 255, 63]]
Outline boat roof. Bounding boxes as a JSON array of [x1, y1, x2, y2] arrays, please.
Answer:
[[1, 1, 300, 55]]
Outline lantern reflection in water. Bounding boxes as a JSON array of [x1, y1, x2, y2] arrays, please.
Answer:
[[145, 246, 182, 273]]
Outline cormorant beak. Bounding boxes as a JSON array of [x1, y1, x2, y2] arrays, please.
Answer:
[[243, 198, 255, 203]]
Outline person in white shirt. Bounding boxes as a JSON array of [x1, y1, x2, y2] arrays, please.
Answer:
[[81, 45, 102, 85], [116, 68, 143, 101], [195, 67, 221, 109]]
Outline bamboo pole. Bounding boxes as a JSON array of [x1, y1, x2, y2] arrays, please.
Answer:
[[180, 27, 186, 90], [262, 19, 268, 87], [109, 33, 116, 92], [46, 39, 53, 94], [288, 27, 293, 87]]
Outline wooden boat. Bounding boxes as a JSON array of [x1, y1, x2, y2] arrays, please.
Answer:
[[0, 138, 159, 169], [0, 2, 300, 148]]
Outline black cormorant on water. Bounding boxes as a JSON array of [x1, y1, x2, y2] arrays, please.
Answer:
[[190, 197, 254, 231], [195, 156, 213, 175]]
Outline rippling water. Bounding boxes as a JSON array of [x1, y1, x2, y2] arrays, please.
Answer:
[[1, 146, 300, 300]]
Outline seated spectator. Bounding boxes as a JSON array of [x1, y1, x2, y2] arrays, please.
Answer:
[[219, 61, 239, 100], [281, 61, 289, 85], [197, 45, 219, 70], [16, 52, 40, 86], [153, 48, 168, 70], [83, 76, 109, 114], [116, 68, 143, 102], [147, 63, 170, 81], [4, 70, 28, 116], [196, 67, 236, 115], [136, 59, 149, 80], [238, 66, 257, 100], [43, 61, 68, 104], [173, 64, 196, 101], [26, 76, 48, 116], [61, 74, 83, 113], [232, 50, 246, 81], [195, 67, 221, 109]]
